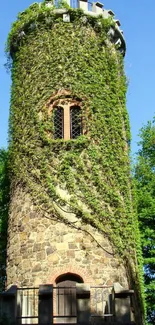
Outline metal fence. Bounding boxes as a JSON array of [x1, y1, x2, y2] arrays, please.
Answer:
[[17, 287, 39, 324], [53, 285, 114, 323], [53, 286, 77, 323], [0, 285, 115, 324], [90, 285, 114, 322]]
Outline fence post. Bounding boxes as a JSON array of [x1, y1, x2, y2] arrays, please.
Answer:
[[76, 283, 90, 324], [113, 282, 134, 323], [39, 284, 53, 324], [0, 285, 17, 323]]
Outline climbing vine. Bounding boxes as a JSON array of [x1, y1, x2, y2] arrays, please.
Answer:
[[0, 149, 9, 291], [6, 1, 145, 322]]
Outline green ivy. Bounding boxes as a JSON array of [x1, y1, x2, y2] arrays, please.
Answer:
[[6, 3, 145, 323], [0, 149, 9, 291]]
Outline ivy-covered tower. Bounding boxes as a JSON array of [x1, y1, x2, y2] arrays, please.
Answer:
[[6, 0, 144, 324]]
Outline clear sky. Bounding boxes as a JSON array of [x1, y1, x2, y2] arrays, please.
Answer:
[[0, 0, 155, 156]]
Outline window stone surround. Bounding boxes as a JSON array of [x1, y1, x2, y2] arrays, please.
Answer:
[[46, 90, 83, 140]]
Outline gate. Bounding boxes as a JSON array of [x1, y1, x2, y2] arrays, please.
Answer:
[[54, 286, 77, 323]]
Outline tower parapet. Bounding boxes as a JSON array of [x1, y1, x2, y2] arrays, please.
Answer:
[[7, 0, 125, 57], [52, 0, 125, 53]]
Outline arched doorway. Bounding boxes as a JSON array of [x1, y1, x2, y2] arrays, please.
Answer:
[[55, 273, 83, 323]]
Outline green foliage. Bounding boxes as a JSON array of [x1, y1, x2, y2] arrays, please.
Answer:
[[6, 3, 145, 322], [6, 3, 112, 57], [135, 119, 155, 324], [0, 149, 9, 291]]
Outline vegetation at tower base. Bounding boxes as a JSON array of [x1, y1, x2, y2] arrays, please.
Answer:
[[0, 149, 9, 291], [135, 119, 155, 324], [6, 1, 145, 323]]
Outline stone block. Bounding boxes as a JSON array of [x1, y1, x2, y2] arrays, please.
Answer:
[[29, 232, 37, 241], [79, 0, 88, 11], [32, 263, 42, 272], [22, 259, 32, 270], [37, 232, 45, 242], [33, 243, 42, 252], [56, 242, 68, 250], [64, 233, 75, 241], [47, 253, 59, 263], [19, 232, 27, 241], [14, 256, 22, 266], [46, 246, 56, 255], [37, 251, 46, 261], [63, 13, 70, 23], [68, 243, 78, 249], [67, 250, 75, 257], [21, 215, 29, 224]]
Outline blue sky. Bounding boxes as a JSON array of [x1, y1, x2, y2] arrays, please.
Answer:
[[0, 0, 155, 156]]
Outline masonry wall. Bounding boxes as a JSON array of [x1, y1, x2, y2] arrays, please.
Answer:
[[7, 186, 128, 289]]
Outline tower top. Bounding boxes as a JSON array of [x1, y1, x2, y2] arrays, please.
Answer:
[[45, 0, 125, 53], [7, 0, 126, 57]]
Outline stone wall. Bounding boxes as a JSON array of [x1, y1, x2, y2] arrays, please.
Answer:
[[6, 186, 128, 289]]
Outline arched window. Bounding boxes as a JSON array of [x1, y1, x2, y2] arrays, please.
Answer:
[[53, 106, 64, 139], [70, 106, 82, 139], [47, 94, 83, 140]]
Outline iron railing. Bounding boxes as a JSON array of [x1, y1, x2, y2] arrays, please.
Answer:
[[90, 285, 113, 322], [53, 285, 114, 323], [0, 284, 135, 324], [53, 286, 77, 323], [0, 285, 118, 325], [15, 285, 114, 324], [16, 287, 39, 324]]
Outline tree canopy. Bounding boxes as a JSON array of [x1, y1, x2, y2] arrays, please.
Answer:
[[135, 119, 155, 324]]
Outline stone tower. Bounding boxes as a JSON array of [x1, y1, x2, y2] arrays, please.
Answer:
[[6, 0, 144, 324]]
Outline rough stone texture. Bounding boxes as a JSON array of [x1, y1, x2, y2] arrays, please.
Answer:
[[6, 186, 128, 289]]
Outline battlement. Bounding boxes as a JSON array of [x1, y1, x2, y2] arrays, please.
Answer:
[[11, 1, 125, 57], [45, 0, 126, 54]]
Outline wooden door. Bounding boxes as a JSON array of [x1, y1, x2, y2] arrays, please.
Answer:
[[56, 280, 77, 323]]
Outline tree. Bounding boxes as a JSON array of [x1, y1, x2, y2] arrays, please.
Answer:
[[135, 119, 155, 324], [0, 149, 9, 291]]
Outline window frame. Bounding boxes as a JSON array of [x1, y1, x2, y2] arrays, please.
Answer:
[[48, 96, 83, 140], [53, 105, 64, 139], [70, 105, 82, 139]]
